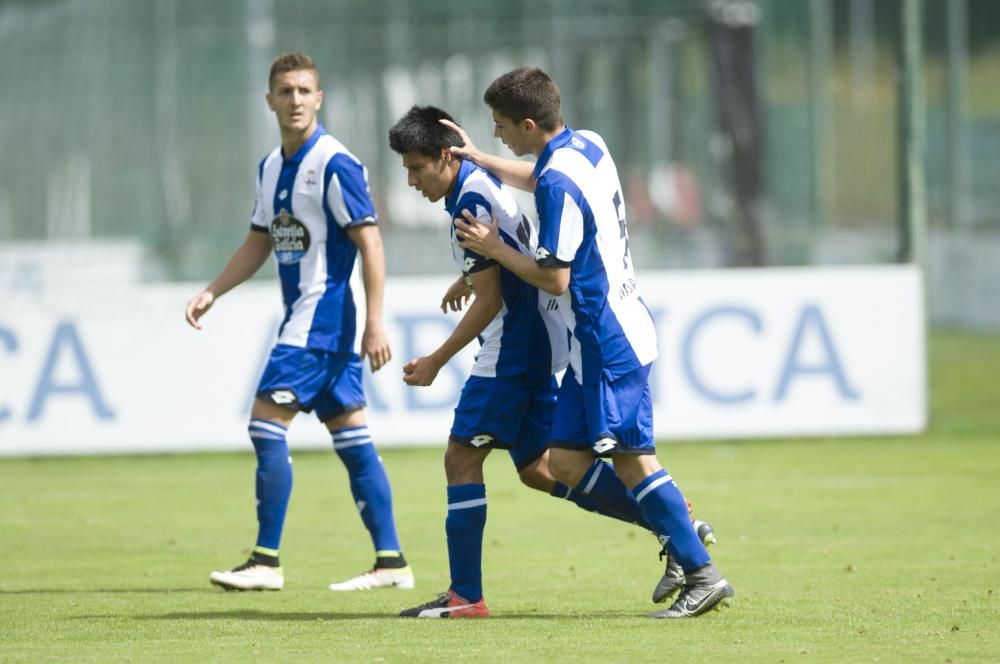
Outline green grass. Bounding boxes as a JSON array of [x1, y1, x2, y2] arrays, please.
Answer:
[[2, 331, 999, 663]]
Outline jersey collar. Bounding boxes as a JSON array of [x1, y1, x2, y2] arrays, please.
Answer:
[[532, 126, 573, 180], [282, 124, 326, 163], [444, 159, 475, 216]]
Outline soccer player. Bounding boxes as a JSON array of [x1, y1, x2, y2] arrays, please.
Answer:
[[386, 105, 703, 618], [450, 67, 734, 618], [185, 52, 413, 593]]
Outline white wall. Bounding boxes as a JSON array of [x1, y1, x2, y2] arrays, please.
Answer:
[[0, 266, 925, 456]]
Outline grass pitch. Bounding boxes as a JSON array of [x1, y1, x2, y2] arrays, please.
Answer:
[[2, 331, 999, 663]]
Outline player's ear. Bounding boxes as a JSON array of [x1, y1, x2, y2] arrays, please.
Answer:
[[522, 118, 537, 134], [265, 91, 275, 112], [315, 89, 324, 110], [441, 147, 452, 164]]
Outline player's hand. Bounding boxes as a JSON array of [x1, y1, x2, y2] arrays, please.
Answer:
[[402, 356, 441, 387], [185, 291, 215, 330], [441, 276, 473, 313], [439, 119, 480, 163], [454, 209, 502, 258], [361, 323, 392, 372]]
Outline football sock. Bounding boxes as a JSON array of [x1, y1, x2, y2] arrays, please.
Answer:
[[375, 551, 408, 569], [250, 546, 280, 567], [632, 469, 711, 572], [332, 426, 401, 553], [550, 480, 653, 532], [571, 459, 654, 530], [249, 419, 293, 551], [446, 483, 487, 603]]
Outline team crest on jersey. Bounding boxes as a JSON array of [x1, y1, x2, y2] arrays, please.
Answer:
[[270, 209, 311, 264], [571, 135, 586, 150]]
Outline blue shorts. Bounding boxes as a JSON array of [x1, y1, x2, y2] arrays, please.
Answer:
[[548, 364, 655, 456], [256, 344, 366, 421], [450, 373, 558, 471]]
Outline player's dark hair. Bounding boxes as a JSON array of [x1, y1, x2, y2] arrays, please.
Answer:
[[269, 52, 319, 90], [387, 105, 465, 157], [483, 67, 562, 132]]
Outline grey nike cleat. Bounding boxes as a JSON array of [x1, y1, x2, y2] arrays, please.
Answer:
[[651, 520, 718, 604], [651, 556, 685, 603], [648, 565, 734, 618]]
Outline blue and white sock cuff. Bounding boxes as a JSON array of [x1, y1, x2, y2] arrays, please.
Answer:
[[447, 497, 488, 511], [331, 425, 372, 451], [633, 469, 674, 503], [249, 418, 288, 440], [579, 459, 607, 495]]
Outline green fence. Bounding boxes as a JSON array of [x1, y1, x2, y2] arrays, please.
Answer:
[[0, 0, 998, 283]]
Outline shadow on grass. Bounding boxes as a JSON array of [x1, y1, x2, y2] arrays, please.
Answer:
[[77, 609, 637, 621], [0, 588, 208, 594]]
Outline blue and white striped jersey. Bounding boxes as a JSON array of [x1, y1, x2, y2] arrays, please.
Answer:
[[445, 159, 568, 379], [250, 125, 376, 353], [532, 127, 658, 384]]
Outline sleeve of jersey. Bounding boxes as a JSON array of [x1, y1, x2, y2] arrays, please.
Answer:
[[534, 173, 582, 267], [249, 157, 269, 233], [454, 192, 495, 274], [324, 153, 378, 228]]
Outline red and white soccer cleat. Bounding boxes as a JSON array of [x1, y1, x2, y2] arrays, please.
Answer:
[[399, 589, 490, 618]]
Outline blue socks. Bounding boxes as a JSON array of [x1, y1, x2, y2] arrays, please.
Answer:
[[446, 483, 487, 602], [249, 419, 293, 552], [564, 459, 654, 531], [332, 426, 401, 554], [632, 469, 710, 572]]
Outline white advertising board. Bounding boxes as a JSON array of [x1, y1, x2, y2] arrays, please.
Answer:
[[0, 266, 925, 456]]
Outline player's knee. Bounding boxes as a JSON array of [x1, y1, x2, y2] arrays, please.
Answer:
[[547, 448, 591, 486], [517, 465, 553, 493], [444, 443, 486, 484], [611, 454, 660, 490]]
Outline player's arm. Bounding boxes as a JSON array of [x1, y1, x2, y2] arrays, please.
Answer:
[[185, 228, 272, 329], [403, 267, 502, 387], [439, 119, 536, 192], [454, 210, 569, 296], [347, 224, 392, 372]]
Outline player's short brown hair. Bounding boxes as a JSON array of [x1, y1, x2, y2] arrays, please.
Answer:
[[483, 67, 562, 131], [269, 52, 319, 90]]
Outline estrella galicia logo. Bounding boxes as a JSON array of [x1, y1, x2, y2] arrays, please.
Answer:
[[270, 209, 310, 264]]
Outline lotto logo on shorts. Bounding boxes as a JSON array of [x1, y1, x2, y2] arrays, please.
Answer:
[[592, 436, 617, 456], [269, 390, 297, 405], [470, 434, 494, 447]]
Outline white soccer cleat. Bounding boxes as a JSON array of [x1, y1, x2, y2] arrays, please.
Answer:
[[209, 561, 284, 591], [328, 566, 415, 591]]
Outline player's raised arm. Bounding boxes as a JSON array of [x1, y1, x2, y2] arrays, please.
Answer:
[[454, 210, 569, 296], [403, 265, 502, 387], [347, 224, 392, 372], [439, 118, 536, 192], [185, 229, 272, 329]]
